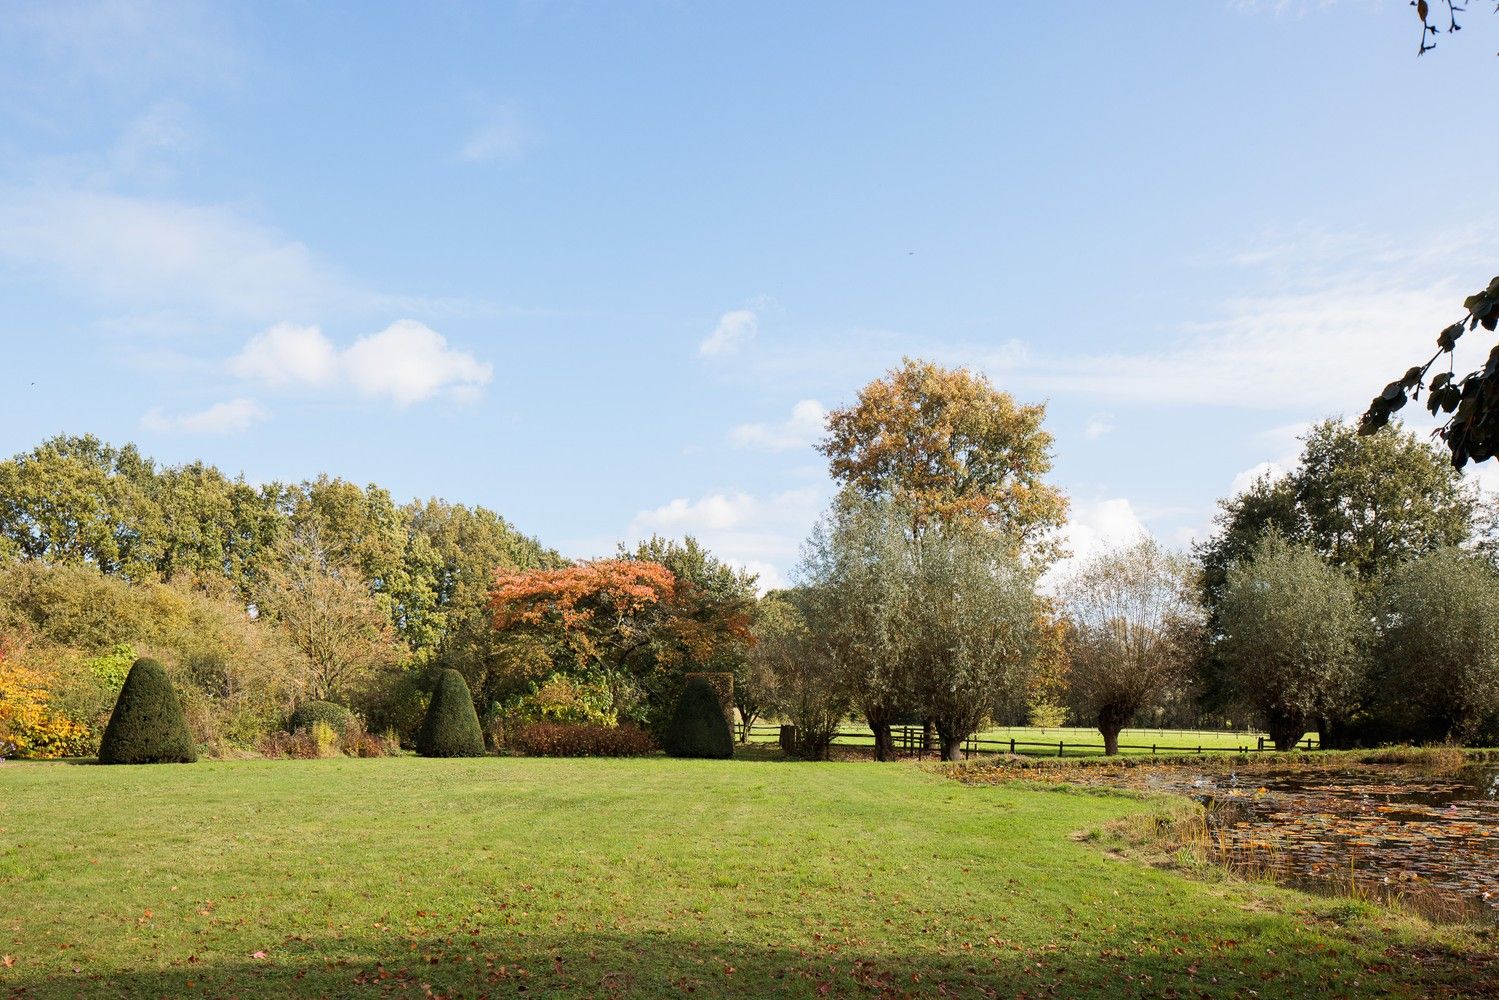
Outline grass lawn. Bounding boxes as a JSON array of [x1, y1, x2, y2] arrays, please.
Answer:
[[1, 755, 1492, 999]]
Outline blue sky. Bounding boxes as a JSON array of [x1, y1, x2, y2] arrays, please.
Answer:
[[2, 1, 1497, 588]]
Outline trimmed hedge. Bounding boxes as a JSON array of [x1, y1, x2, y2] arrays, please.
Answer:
[[683, 671, 734, 725], [288, 700, 355, 736], [98, 658, 197, 764], [662, 676, 734, 759], [417, 669, 485, 758], [511, 722, 656, 757]]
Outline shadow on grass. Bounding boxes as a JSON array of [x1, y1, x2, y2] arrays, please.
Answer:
[[4, 926, 1494, 1000]]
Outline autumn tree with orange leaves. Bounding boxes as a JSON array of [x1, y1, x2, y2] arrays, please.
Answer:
[[818, 358, 1067, 558], [488, 550, 753, 731]]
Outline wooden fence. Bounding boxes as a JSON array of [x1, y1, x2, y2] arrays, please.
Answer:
[[746, 724, 1320, 758]]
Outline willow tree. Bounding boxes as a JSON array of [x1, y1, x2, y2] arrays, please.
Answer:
[[1375, 548, 1499, 744], [1060, 539, 1202, 755], [796, 498, 909, 760], [799, 497, 1040, 762], [897, 521, 1038, 761], [1216, 535, 1369, 750]]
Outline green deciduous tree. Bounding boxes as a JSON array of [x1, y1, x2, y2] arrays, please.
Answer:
[[758, 592, 848, 760], [1198, 421, 1474, 601], [736, 595, 791, 741], [1374, 548, 1499, 744], [1216, 536, 1370, 750]]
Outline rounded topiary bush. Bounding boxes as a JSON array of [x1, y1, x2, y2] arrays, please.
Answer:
[[288, 700, 355, 736], [662, 676, 734, 759], [98, 658, 197, 764], [417, 669, 485, 758]]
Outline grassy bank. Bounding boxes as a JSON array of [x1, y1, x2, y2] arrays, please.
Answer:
[[941, 744, 1499, 780], [1, 756, 1493, 998]]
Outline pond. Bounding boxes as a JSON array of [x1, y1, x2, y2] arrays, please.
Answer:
[[1140, 764, 1499, 922]]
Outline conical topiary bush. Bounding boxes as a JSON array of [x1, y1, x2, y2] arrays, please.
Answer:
[[663, 676, 734, 759], [417, 669, 485, 758], [98, 658, 197, 764]]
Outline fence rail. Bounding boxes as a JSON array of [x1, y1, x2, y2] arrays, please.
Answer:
[[744, 723, 1320, 758]]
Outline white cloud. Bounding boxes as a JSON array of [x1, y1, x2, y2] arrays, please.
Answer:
[[1229, 460, 1288, 496], [730, 399, 827, 452], [1083, 414, 1114, 440], [1227, 420, 1309, 495], [626, 486, 826, 593], [231, 320, 492, 407], [1040, 497, 1150, 593], [342, 321, 493, 406], [231, 323, 339, 385], [456, 106, 530, 163], [699, 309, 757, 357], [141, 397, 266, 435]]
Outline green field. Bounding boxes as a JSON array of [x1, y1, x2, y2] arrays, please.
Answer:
[[745, 724, 1316, 757], [0, 756, 1489, 999]]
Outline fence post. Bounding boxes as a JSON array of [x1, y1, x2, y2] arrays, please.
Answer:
[[1057, 740, 1064, 758], [1152, 744, 1156, 755], [1258, 736, 1264, 752], [1009, 738, 1015, 755]]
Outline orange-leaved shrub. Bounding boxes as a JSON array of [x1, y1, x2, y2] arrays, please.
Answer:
[[0, 639, 95, 759], [510, 722, 656, 757]]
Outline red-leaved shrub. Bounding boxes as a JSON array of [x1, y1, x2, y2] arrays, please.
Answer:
[[510, 722, 656, 757]]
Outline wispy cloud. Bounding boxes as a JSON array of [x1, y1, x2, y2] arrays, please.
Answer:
[[699, 309, 757, 357], [4, 0, 239, 80], [0, 186, 375, 324], [730, 399, 827, 452], [1009, 227, 1497, 414], [141, 397, 267, 435], [1083, 414, 1115, 440], [456, 104, 531, 163]]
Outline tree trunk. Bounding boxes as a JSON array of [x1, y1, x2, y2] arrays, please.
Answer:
[[1091, 704, 1127, 758], [935, 719, 964, 762], [871, 720, 893, 762], [1101, 725, 1121, 756], [922, 717, 937, 755], [1268, 715, 1305, 751]]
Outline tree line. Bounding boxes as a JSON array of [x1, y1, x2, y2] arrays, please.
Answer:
[[4, 357, 1499, 761]]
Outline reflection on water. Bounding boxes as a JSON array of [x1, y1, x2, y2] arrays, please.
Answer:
[[1148, 765, 1499, 921]]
